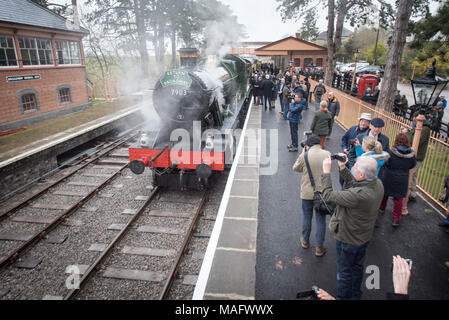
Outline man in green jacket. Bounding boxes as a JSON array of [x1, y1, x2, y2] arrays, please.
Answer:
[[321, 155, 384, 300], [402, 111, 431, 201], [310, 101, 332, 149]]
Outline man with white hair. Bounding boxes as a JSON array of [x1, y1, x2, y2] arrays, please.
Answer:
[[313, 79, 326, 104], [321, 155, 384, 300]]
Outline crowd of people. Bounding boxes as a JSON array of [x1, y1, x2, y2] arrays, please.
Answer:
[[250, 67, 449, 299]]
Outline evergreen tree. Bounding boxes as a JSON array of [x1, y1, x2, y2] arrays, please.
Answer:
[[299, 8, 319, 42]]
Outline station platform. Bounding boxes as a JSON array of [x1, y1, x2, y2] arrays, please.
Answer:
[[0, 97, 145, 200], [195, 97, 449, 300]]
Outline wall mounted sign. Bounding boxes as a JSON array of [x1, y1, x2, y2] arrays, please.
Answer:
[[6, 74, 41, 82]]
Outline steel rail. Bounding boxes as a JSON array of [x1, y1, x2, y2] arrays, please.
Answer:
[[0, 160, 132, 270], [159, 189, 210, 300], [63, 186, 161, 300], [0, 131, 139, 223]]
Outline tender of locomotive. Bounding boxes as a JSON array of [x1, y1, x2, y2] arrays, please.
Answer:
[[129, 52, 252, 189]]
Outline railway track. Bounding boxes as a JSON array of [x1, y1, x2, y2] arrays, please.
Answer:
[[0, 142, 225, 299], [0, 131, 140, 270], [63, 187, 212, 300]]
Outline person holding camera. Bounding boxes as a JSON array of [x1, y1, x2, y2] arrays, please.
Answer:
[[321, 155, 384, 300], [293, 135, 331, 257], [287, 93, 307, 152], [310, 100, 332, 149]]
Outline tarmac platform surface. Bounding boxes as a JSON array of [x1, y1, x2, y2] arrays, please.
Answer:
[[255, 98, 449, 300]]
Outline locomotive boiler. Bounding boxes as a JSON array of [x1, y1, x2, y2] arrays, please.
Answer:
[[129, 52, 252, 189]]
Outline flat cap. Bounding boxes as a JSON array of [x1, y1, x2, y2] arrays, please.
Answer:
[[305, 134, 321, 147], [370, 117, 385, 128]]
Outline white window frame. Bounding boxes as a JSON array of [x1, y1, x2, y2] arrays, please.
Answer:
[[0, 35, 18, 68], [18, 36, 54, 68], [55, 40, 81, 66]]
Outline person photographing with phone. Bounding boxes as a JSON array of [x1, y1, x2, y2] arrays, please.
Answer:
[[321, 154, 384, 300], [316, 255, 412, 300]]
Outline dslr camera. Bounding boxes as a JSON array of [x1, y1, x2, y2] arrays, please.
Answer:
[[330, 154, 347, 162]]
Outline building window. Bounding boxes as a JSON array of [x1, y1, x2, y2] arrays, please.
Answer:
[[57, 85, 72, 104], [18, 37, 54, 66], [304, 58, 313, 67], [18, 89, 40, 113], [294, 58, 300, 67], [55, 40, 81, 65], [0, 35, 18, 67], [316, 58, 323, 67]]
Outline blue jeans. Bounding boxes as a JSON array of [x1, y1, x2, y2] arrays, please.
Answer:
[[301, 199, 326, 246], [283, 103, 289, 119], [336, 240, 369, 300], [289, 121, 298, 147]]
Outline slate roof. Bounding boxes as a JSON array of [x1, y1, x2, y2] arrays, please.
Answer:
[[316, 27, 353, 40], [0, 0, 88, 34]]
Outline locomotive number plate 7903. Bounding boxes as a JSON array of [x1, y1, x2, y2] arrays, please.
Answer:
[[171, 89, 188, 96]]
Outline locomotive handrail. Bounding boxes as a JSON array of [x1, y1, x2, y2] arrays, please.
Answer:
[[150, 144, 169, 163]]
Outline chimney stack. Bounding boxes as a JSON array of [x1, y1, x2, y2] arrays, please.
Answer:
[[295, 32, 301, 39]]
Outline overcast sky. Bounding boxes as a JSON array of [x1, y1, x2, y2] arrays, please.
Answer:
[[64, 0, 443, 43]]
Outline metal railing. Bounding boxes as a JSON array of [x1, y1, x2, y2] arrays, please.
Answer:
[[305, 76, 449, 213]]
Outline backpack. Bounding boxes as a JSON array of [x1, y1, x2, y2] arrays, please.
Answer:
[[316, 85, 324, 95]]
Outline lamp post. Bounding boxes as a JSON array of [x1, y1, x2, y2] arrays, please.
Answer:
[[351, 48, 360, 91], [410, 59, 449, 112]]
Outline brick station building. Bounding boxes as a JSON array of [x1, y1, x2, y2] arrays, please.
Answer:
[[253, 33, 327, 72], [0, 0, 89, 131]]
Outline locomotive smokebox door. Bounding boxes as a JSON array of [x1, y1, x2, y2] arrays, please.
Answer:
[[196, 163, 212, 179], [130, 160, 145, 175]]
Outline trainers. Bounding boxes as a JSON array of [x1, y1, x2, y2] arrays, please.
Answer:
[[392, 221, 400, 227], [315, 246, 327, 257], [288, 147, 298, 152], [287, 144, 293, 149], [300, 237, 309, 249]]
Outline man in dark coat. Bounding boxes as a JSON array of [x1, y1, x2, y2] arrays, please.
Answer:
[[326, 92, 340, 137], [379, 133, 416, 227], [261, 74, 275, 110], [277, 78, 285, 113], [393, 90, 401, 115]]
